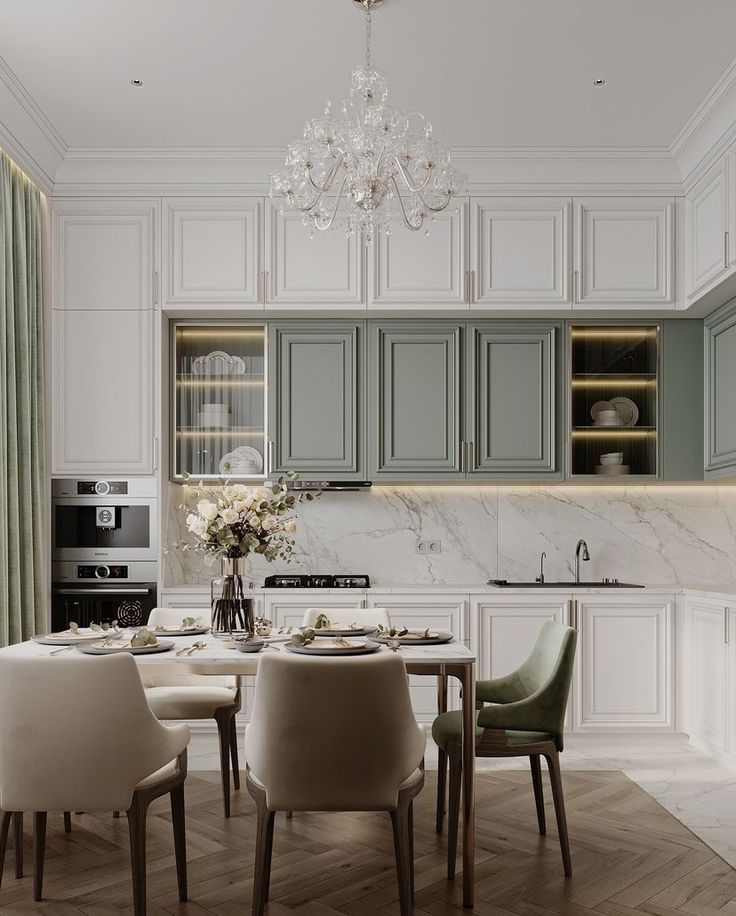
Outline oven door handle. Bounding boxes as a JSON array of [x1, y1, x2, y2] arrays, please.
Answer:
[[52, 588, 153, 596]]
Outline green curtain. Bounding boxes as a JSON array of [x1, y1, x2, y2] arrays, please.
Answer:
[[0, 150, 46, 647]]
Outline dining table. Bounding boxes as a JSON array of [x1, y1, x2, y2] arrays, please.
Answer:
[[1, 634, 478, 908]]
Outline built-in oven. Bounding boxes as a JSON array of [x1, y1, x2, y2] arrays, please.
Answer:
[[51, 563, 157, 630]]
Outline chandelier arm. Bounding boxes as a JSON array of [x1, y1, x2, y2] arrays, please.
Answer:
[[394, 157, 433, 194], [313, 175, 348, 231], [285, 188, 325, 213], [417, 188, 454, 213], [305, 155, 343, 194], [391, 176, 424, 231]]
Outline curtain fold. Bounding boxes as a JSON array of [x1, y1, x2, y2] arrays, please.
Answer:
[[0, 150, 46, 647]]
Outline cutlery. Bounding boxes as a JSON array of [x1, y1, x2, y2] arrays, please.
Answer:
[[176, 642, 205, 657]]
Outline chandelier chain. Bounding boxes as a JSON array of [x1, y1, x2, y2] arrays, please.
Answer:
[[364, 2, 371, 70]]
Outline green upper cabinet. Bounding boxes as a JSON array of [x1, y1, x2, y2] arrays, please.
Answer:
[[660, 320, 703, 481], [369, 323, 462, 476], [268, 322, 364, 478], [705, 300, 736, 478], [466, 322, 559, 477]]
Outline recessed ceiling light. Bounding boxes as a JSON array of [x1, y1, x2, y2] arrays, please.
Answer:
[[130, 79, 144, 87], [593, 78, 606, 87]]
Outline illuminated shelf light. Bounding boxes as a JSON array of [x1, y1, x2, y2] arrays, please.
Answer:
[[571, 379, 656, 388], [571, 329, 657, 339], [177, 429, 264, 437], [177, 379, 265, 387], [176, 330, 265, 340], [572, 429, 656, 439]]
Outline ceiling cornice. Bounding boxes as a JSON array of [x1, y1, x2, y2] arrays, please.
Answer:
[[670, 57, 736, 159], [0, 54, 67, 157]]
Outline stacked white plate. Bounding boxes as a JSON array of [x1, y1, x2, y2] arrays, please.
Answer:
[[595, 464, 630, 476], [197, 402, 230, 429]]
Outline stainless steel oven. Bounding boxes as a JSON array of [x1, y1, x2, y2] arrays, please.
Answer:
[[51, 479, 157, 563], [51, 562, 157, 630]]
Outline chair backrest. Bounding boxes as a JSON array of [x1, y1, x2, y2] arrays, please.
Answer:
[[143, 607, 232, 688], [147, 607, 208, 629], [302, 607, 391, 629], [0, 653, 190, 812], [244, 651, 424, 812]]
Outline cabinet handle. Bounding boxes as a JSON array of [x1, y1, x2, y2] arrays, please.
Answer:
[[570, 599, 579, 630], [464, 270, 469, 305], [573, 269, 579, 304], [152, 437, 159, 471], [267, 440, 274, 474], [726, 231, 731, 269], [459, 440, 465, 473], [470, 270, 476, 304], [264, 271, 269, 304], [725, 607, 730, 645], [152, 271, 160, 306], [466, 440, 475, 472]]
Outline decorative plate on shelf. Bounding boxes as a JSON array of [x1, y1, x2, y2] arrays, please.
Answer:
[[191, 351, 247, 376], [609, 397, 639, 427], [590, 401, 614, 422], [219, 445, 263, 475]]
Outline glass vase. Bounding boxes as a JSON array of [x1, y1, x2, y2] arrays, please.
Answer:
[[211, 557, 255, 637]]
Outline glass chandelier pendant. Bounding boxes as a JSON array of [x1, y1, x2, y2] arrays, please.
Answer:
[[270, 0, 464, 243]]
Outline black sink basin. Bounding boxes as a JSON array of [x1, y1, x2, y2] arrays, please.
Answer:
[[487, 580, 645, 588]]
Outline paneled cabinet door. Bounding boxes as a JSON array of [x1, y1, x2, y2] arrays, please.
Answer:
[[265, 203, 364, 306], [369, 593, 468, 720], [686, 162, 729, 302], [264, 594, 365, 631], [574, 197, 674, 306], [465, 323, 558, 476], [368, 204, 467, 307], [705, 305, 736, 475], [52, 199, 158, 311], [574, 596, 674, 731], [269, 322, 364, 477], [162, 198, 261, 305], [470, 197, 571, 306], [369, 323, 462, 476], [687, 599, 729, 752], [51, 309, 155, 475]]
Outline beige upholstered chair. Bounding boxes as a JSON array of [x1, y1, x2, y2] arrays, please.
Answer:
[[142, 607, 242, 817], [301, 606, 391, 628], [245, 651, 425, 916], [0, 653, 190, 914]]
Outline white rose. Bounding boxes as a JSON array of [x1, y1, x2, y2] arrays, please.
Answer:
[[284, 518, 297, 533], [223, 486, 238, 501], [234, 484, 251, 497], [221, 507, 239, 525], [198, 500, 219, 521], [187, 515, 208, 537], [247, 512, 261, 528], [261, 516, 276, 531]]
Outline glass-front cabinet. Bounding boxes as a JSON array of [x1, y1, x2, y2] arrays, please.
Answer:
[[569, 324, 659, 478], [171, 322, 267, 480]]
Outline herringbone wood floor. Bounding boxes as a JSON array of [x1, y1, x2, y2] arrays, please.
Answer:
[[0, 769, 733, 915]]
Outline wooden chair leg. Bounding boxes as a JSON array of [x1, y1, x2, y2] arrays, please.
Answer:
[[12, 811, 22, 878], [529, 754, 546, 835], [408, 800, 415, 905], [544, 751, 572, 877], [285, 810, 293, 819], [446, 744, 462, 880], [251, 782, 275, 916], [63, 812, 72, 834], [33, 812, 47, 902], [0, 811, 12, 891], [214, 708, 232, 818], [113, 811, 120, 819], [390, 787, 414, 916], [170, 784, 188, 903], [126, 791, 150, 916], [229, 715, 240, 791], [436, 748, 447, 834]]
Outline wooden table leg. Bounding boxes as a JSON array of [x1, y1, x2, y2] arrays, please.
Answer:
[[454, 662, 475, 908], [436, 674, 448, 833]]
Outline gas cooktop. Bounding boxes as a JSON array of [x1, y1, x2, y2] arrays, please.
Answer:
[[263, 574, 370, 589]]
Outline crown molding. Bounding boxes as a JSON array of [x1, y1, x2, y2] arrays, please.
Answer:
[[0, 55, 67, 158], [670, 57, 736, 159]]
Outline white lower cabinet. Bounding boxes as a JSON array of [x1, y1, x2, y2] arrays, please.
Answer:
[[685, 596, 732, 757], [573, 596, 674, 731]]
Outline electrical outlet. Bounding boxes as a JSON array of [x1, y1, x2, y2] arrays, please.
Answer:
[[428, 540, 442, 553], [416, 540, 428, 553]]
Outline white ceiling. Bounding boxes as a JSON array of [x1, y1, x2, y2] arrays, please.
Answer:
[[1, 0, 735, 151]]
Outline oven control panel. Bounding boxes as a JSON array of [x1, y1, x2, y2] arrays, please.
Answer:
[[77, 480, 129, 496], [77, 564, 130, 580]]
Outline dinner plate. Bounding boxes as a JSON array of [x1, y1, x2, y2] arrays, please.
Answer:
[[77, 640, 175, 656], [609, 397, 639, 427], [151, 626, 210, 637], [191, 351, 247, 376], [590, 400, 614, 422], [372, 630, 454, 646], [219, 445, 263, 476], [33, 630, 123, 646], [286, 639, 381, 656], [311, 625, 378, 638]]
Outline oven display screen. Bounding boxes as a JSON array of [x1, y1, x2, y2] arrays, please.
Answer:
[[54, 506, 150, 549]]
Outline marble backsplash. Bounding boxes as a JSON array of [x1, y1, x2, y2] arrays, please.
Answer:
[[163, 484, 736, 588]]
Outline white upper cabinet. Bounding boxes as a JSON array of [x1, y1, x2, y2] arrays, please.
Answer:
[[574, 197, 674, 307], [685, 161, 729, 302], [162, 197, 262, 306], [368, 203, 467, 308], [52, 199, 158, 311], [469, 197, 571, 307], [264, 203, 364, 307]]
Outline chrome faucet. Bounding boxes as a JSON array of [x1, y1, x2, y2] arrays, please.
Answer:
[[535, 551, 547, 584], [575, 539, 590, 583]]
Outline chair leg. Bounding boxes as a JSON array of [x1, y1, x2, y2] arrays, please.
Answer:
[[529, 755, 546, 835], [446, 744, 462, 880], [0, 811, 12, 891], [214, 708, 232, 818], [436, 747, 447, 834], [544, 751, 572, 877], [390, 788, 414, 916], [229, 715, 240, 791], [126, 791, 150, 916], [63, 811, 72, 834], [12, 811, 22, 878], [251, 783, 275, 916], [170, 784, 188, 903], [408, 800, 415, 905], [33, 812, 47, 902]]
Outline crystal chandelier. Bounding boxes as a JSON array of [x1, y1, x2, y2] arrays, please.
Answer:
[[270, 0, 464, 242]]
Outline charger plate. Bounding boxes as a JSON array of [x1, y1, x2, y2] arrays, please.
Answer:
[[77, 640, 175, 655], [286, 639, 381, 656]]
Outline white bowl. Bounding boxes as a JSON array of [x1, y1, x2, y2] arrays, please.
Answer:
[[600, 452, 624, 466]]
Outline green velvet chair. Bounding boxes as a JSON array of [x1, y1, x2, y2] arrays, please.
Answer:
[[432, 619, 577, 878]]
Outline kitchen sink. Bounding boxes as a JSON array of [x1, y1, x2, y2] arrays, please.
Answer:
[[487, 579, 645, 588]]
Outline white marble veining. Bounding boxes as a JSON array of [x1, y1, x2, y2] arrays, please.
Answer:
[[165, 484, 736, 589]]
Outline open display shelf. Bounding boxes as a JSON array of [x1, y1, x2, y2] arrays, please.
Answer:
[[569, 325, 659, 478], [172, 323, 267, 480]]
